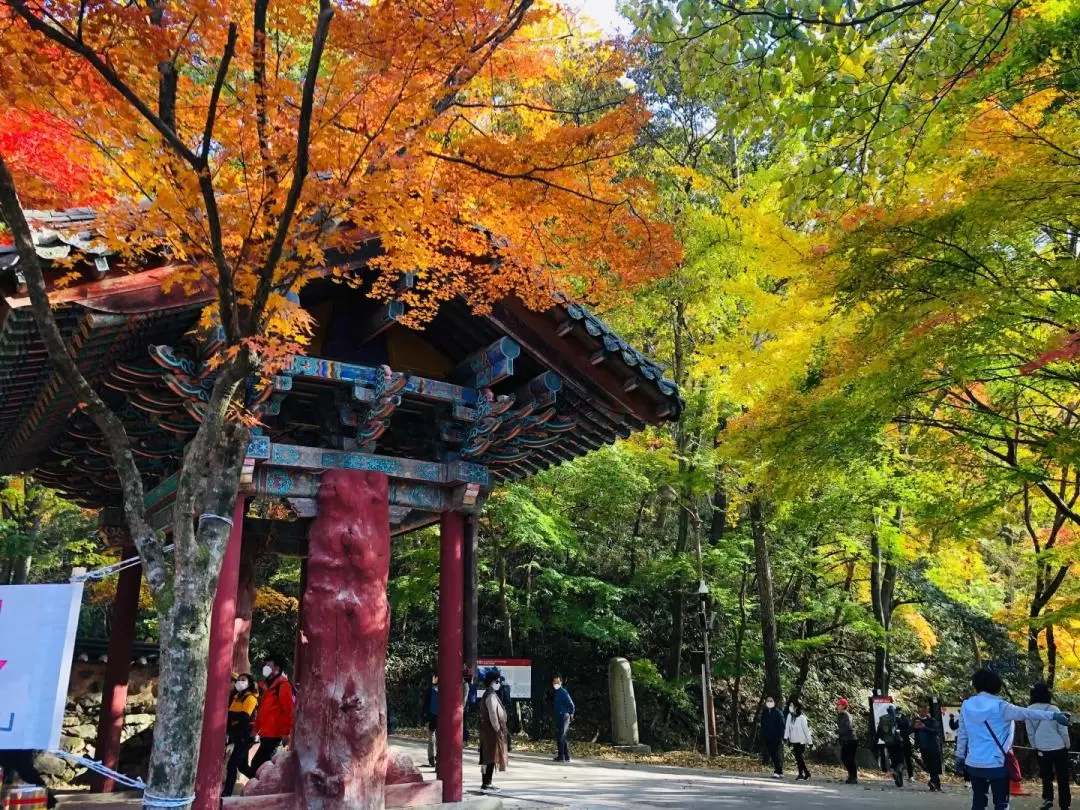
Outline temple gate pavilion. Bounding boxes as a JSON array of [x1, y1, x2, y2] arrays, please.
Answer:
[[0, 208, 681, 809]]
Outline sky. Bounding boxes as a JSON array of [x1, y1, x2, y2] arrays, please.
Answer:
[[566, 0, 631, 36]]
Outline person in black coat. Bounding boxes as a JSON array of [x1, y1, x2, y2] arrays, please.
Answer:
[[761, 696, 786, 777], [914, 705, 943, 792]]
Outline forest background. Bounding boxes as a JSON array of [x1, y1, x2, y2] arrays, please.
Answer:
[[5, 0, 1080, 757]]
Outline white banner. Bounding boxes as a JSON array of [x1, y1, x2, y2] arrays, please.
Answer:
[[478, 658, 532, 700], [0, 583, 83, 750]]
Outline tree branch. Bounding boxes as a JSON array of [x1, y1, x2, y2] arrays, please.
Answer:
[[200, 23, 239, 164], [0, 154, 168, 594], [249, 0, 335, 334]]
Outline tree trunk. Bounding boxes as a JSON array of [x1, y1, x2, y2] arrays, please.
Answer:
[[729, 564, 748, 746], [147, 419, 248, 809], [10, 555, 30, 585], [869, 509, 899, 696], [750, 497, 782, 704], [498, 551, 513, 656], [665, 504, 690, 680], [1047, 623, 1058, 687], [1028, 619, 1044, 683]]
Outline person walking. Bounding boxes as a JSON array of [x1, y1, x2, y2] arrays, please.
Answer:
[[553, 675, 576, 762], [224, 673, 259, 797], [250, 658, 294, 777], [1027, 682, 1072, 810], [956, 668, 1070, 810], [836, 699, 859, 784], [783, 699, 812, 781], [762, 697, 786, 778], [877, 704, 907, 787], [898, 709, 916, 780], [915, 705, 943, 792], [478, 669, 509, 792], [424, 673, 439, 768]]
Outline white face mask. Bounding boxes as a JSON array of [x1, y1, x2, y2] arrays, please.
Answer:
[[492, 682, 501, 692], [235, 680, 249, 692], [788, 705, 796, 713], [765, 701, 775, 709], [262, 665, 273, 678], [553, 684, 562, 690]]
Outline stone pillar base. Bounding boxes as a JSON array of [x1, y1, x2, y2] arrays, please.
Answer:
[[612, 744, 652, 755]]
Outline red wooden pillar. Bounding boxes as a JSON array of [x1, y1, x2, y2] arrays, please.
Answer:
[[91, 544, 141, 792], [292, 556, 309, 691], [437, 511, 465, 803], [192, 498, 245, 810]]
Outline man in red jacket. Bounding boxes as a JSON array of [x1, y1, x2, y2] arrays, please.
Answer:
[[247, 658, 294, 777]]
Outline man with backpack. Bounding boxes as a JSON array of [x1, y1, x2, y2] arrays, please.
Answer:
[[877, 704, 907, 787]]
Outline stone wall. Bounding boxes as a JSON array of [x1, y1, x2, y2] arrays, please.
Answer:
[[37, 662, 159, 786]]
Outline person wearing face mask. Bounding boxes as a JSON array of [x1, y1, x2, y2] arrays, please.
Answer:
[[761, 697, 785, 778], [479, 669, 509, 791], [552, 675, 576, 762], [249, 658, 294, 777], [783, 698, 813, 780], [223, 673, 259, 797]]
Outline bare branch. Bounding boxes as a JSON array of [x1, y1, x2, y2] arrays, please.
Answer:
[[0, 154, 168, 593], [249, 0, 335, 333], [200, 23, 239, 164]]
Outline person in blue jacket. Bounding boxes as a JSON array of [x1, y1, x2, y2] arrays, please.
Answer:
[[552, 674, 576, 762], [761, 697, 786, 777], [956, 668, 1071, 810]]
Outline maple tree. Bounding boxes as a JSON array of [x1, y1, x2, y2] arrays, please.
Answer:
[[0, 1, 676, 805]]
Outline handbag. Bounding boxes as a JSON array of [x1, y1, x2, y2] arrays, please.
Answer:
[[984, 721, 1023, 783]]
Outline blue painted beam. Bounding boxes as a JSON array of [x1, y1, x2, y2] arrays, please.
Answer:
[[261, 442, 489, 487], [453, 337, 520, 387], [289, 354, 480, 406]]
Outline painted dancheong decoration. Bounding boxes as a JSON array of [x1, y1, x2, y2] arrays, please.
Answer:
[[0, 210, 682, 809]]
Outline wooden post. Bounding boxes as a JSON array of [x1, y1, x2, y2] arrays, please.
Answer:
[[438, 512, 465, 803], [462, 514, 478, 679], [91, 544, 141, 793], [232, 534, 259, 676], [192, 498, 245, 810]]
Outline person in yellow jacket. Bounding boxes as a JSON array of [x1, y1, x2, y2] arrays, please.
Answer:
[[223, 673, 259, 797]]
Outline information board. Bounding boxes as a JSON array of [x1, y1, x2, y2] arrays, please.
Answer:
[[477, 657, 532, 700], [942, 706, 962, 743], [871, 695, 895, 745], [0, 583, 84, 750]]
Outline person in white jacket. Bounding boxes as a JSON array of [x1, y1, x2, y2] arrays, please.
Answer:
[[1027, 682, 1072, 810], [783, 699, 813, 781]]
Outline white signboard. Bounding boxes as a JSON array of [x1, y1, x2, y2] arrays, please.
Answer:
[[478, 658, 532, 700], [871, 696, 895, 745], [0, 583, 83, 750], [942, 706, 962, 743]]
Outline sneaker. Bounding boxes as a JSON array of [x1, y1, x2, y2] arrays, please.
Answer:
[[845, 778, 858, 785], [553, 756, 564, 762], [894, 770, 903, 788], [771, 773, 782, 779], [1040, 802, 1054, 810]]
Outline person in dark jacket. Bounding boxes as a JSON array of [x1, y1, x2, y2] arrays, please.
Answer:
[[424, 673, 439, 768], [224, 673, 259, 797], [897, 710, 916, 780], [914, 705, 942, 792], [878, 705, 906, 787], [836, 699, 859, 784], [761, 697, 785, 777], [552, 675, 576, 762]]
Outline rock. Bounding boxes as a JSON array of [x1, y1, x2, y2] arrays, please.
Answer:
[[71, 723, 97, 739], [34, 754, 69, 778], [59, 735, 81, 753]]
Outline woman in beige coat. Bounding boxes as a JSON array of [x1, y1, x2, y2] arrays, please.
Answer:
[[478, 669, 509, 791]]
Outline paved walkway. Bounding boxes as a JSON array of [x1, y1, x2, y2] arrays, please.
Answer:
[[392, 738, 1047, 808]]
